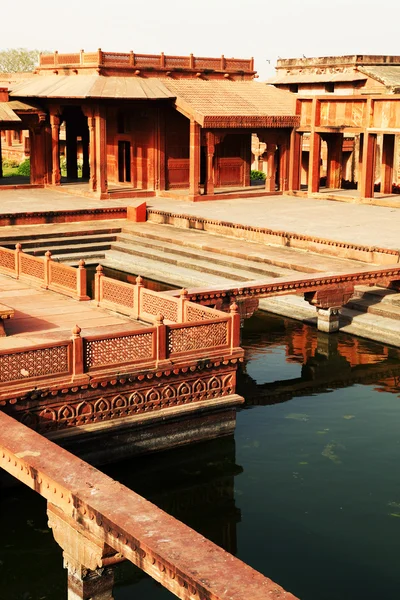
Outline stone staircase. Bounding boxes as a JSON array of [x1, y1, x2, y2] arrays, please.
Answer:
[[97, 222, 375, 289], [1, 218, 399, 346], [0, 221, 123, 263]]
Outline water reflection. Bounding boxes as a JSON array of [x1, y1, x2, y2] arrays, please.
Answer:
[[239, 311, 400, 405], [1, 310, 400, 600]]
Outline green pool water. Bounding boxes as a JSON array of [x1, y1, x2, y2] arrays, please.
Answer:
[[1, 311, 400, 600]]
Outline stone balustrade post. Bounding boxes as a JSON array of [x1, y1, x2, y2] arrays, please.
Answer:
[[134, 275, 143, 319], [155, 313, 167, 363], [76, 259, 89, 301], [43, 250, 52, 289], [15, 243, 22, 278], [178, 288, 188, 322], [95, 265, 104, 306], [71, 325, 84, 377], [230, 302, 241, 349]]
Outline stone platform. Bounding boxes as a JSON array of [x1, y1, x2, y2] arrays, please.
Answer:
[[0, 270, 243, 464]]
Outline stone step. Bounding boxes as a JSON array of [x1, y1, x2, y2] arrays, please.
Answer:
[[114, 232, 292, 278], [346, 297, 400, 321], [0, 221, 123, 245], [2, 233, 118, 252], [50, 252, 107, 264], [21, 241, 112, 258], [101, 250, 245, 289], [109, 240, 261, 282], [121, 222, 372, 274], [259, 294, 400, 348]]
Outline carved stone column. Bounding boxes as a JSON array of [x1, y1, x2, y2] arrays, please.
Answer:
[[81, 124, 90, 180], [50, 113, 61, 185], [0, 130, 3, 178], [288, 130, 302, 191], [279, 142, 289, 191], [204, 131, 215, 195], [65, 557, 114, 600], [66, 120, 78, 180], [47, 504, 121, 600], [326, 133, 343, 189], [308, 132, 321, 194], [381, 133, 395, 195], [95, 106, 108, 195], [304, 284, 354, 333], [189, 119, 201, 199], [88, 115, 96, 191], [265, 144, 277, 192], [360, 132, 377, 199]]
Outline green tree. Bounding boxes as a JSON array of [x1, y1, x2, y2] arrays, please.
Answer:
[[0, 48, 41, 73]]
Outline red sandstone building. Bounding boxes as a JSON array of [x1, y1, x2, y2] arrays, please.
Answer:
[[0, 50, 298, 200], [266, 55, 400, 189]]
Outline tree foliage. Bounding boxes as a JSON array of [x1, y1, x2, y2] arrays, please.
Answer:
[[0, 48, 40, 73]]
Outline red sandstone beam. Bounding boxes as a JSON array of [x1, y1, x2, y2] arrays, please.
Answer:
[[175, 265, 400, 303], [0, 412, 298, 600]]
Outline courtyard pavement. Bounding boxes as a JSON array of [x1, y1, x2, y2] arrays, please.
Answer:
[[0, 187, 399, 252], [148, 195, 400, 251]]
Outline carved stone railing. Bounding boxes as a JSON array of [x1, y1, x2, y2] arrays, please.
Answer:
[[38, 50, 255, 73], [0, 284, 241, 393], [0, 341, 71, 386], [0, 244, 89, 301]]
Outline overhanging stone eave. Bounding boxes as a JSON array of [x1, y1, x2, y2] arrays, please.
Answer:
[[174, 98, 205, 126], [202, 115, 300, 128]]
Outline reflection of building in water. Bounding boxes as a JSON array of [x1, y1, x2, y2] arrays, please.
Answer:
[[239, 312, 400, 405], [103, 436, 242, 555]]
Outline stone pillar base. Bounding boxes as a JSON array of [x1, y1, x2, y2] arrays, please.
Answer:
[[67, 561, 114, 600], [316, 307, 340, 333]]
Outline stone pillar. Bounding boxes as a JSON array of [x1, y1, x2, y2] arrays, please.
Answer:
[[304, 284, 354, 334], [66, 120, 78, 180], [29, 123, 48, 185], [326, 133, 343, 189], [381, 133, 395, 195], [315, 307, 340, 333], [204, 131, 215, 195], [47, 504, 118, 600], [65, 558, 114, 600], [265, 144, 277, 192], [189, 119, 201, 199], [82, 124, 90, 180], [88, 115, 97, 191], [155, 107, 166, 191], [50, 113, 61, 185], [308, 132, 321, 194], [360, 132, 376, 199], [95, 106, 107, 195], [279, 142, 289, 191], [6, 129, 12, 147], [0, 130, 3, 178], [288, 130, 302, 191]]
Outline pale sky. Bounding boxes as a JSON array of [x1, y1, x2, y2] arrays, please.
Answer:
[[2, 0, 400, 80]]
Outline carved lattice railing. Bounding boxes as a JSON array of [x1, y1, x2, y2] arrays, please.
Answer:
[[38, 51, 254, 73], [0, 341, 71, 386], [0, 244, 88, 301]]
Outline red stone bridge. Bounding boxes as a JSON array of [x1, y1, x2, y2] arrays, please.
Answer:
[[0, 411, 298, 600], [175, 264, 400, 332]]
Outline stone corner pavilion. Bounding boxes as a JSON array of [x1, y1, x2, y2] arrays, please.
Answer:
[[0, 50, 299, 201]]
